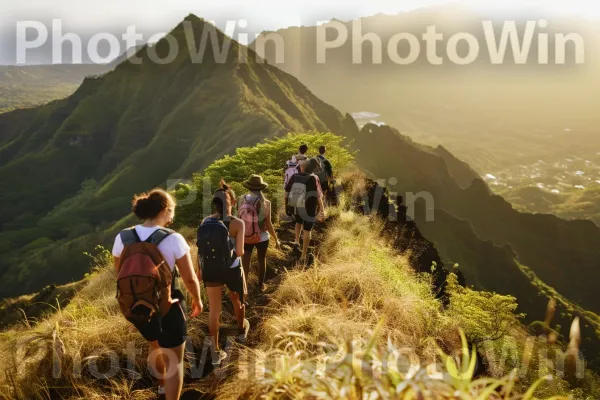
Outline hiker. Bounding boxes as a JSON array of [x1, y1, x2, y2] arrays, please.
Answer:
[[284, 158, 326, 264], [295, 143, 309, 164], [315, 145, 334, 198], [197, 181, 250, 367], [112, 188, 202, 400], [283, 155, 299, 190], [238, 175, 282, 292]]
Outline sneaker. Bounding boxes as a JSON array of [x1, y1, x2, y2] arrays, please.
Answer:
[[292, 242, 301, 254], [212, 349, 227, 366], [237, 319, 250, 343]]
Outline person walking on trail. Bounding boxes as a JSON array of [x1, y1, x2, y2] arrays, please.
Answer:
[[296, 143, 309, 164], [316, 145, 334, 198], [238, 175, 282, 293], [287, 143, 309, 173], [197, 181, 250, 367], [284, 158, 326, 265], [112, 188, 203, 400]]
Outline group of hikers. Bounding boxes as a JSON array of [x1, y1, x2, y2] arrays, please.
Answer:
[[111, 144, 334, 399]]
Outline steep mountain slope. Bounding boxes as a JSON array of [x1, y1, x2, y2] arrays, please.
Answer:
[[349, 123, 600, 314], [0, 15, 354, 298], [252, 4, 600, 172], [345, 122, 600, 368]]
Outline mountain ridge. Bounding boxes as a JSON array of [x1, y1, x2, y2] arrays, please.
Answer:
[[0, 14, 354, 298]]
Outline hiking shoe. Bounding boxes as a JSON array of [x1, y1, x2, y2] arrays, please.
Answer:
[[158, 386, 165, 395], [212, 349, 227, 366], [237, 319, 250, 343], [306, 253, 315, 267], [292, 242, 301, 254]]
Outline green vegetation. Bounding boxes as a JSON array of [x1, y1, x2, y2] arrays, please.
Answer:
[[173, 132, 354, 227], [0, 16, 354, 300], [2, 137, 600, 398], [0, 65, 113, 114]]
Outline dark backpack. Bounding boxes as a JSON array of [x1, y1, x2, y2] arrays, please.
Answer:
[[116, 227, 176, 324], [316, 154, 333, 183], [197, 218, 236, 282]]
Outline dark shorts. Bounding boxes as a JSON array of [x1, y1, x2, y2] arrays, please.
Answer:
[[244, 239, 269, 253], [294, 207, 317, 231], [133, 300, 187, 348], [203, 265, 247, 304]]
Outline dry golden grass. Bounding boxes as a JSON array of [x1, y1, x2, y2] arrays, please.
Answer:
[[216, 210, 467, 399], [0, 265, 151, 399], [0, 171, 578, 399]]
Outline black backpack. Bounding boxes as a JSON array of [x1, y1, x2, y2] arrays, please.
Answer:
[[316, 154, 333, 182], [196, 218, 236, 282]]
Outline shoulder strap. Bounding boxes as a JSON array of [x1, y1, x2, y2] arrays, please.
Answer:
[[146, 228, 174, 246], [120, 227, 141, 246]]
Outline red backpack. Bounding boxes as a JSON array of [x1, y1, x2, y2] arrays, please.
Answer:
[[238, 195, 263, 245], [116, 228, 176, 324]]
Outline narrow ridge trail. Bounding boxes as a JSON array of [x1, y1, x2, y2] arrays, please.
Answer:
[[176, 218, 331, 400]]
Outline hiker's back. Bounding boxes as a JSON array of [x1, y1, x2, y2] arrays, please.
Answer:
[[284, 156, 299, 189], [287, 173, 318, 210], [197, 218, 238, 282], [114, 226, 184, 324], [239, 194, 269, 244], [316, 154, 333, 184]]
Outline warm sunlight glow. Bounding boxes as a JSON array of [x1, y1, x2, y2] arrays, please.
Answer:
[[461, 0, 600, 17]]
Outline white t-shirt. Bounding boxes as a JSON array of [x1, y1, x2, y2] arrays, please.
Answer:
[[112, 225, 190, 271]]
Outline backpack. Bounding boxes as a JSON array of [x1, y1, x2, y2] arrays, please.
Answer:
[[288, 174, 311, 208], [238, 195, 262, 245], [284, 156, 298, 189], [116, 227, 176, 325], [315, 155, 332, 184], [197, 218, 236, 282]]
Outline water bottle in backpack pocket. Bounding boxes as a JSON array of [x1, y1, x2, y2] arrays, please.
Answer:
[[239, 195, 262, 245], [197, 218, 236, 282]]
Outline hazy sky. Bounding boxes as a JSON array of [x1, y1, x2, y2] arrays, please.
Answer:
[[1, 0, 599, 64]]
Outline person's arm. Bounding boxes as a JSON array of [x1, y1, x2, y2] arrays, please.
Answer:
[[284, 176, 294, 210], [176, 252, 203, 317], [234, 219, 245, 257], [111, 234, 124, 273], [315, 175, 324, 200], [314, 177, 326, 221], [264, 201, 281, 249]]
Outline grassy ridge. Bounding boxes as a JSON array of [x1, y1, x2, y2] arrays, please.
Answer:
[[0, 186, 589, 399], [1, 137, 599, 398]]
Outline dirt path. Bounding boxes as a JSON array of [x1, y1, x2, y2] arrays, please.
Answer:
[[173, 219, 330, 400]]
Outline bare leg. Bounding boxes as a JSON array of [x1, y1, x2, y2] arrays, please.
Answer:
[[228, 291, 245, 328], [206, 286, 223, 351], [294, 223, 302, 244], [301, 230, 311, 261], [148, 341, 165, 389], [161, 344, 185, 400], [257, 242, 268, 288], [241, 249, 252, 284]]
